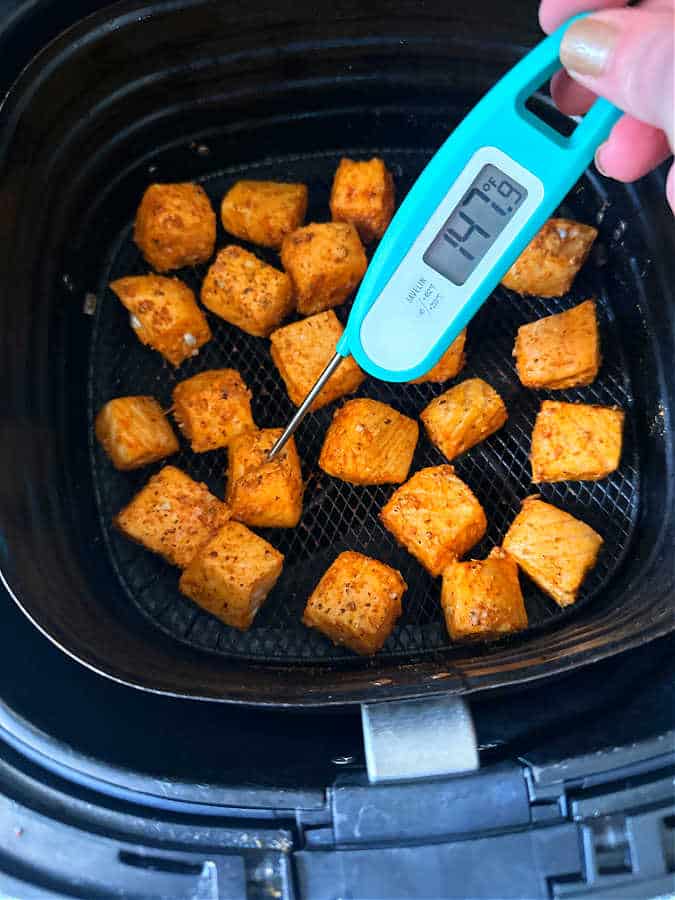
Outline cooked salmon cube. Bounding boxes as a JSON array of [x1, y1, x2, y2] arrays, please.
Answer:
[[179, 522, 283, 630], [220, 180, 308, 249], [95, 396, 179, 471], [201, 246, 294, 337], [172, 369, 254, 453], [133, 182, 216, 273], [503, 497, 603, 607], [280, 221, 367, 315], [319, 398, 418, 485], [110, 274, 211, 367], [441, 548, 528, 641], [114, 465, 231, 568], [226, 428, 304, 528], [514, 298, 600, 389], [411, 329, 467, 384], [302, 551, 406, 655], [380, 465, 487, 576], [420, 378, 507, 462], [531, 400, 625, 483], [501, 218, 597, 297], [329, 157, 395, 243], [270, 311, 365, 411]]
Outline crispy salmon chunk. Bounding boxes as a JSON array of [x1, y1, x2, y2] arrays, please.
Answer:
[[380, 465, 487, 576], [514, 299, 600, 389], [531, 400, 625, 483], [503, 497, 603, 607], [115, 466, 231, 568], [179, 522, 283, 630], [172, 369, 254, 453], [329, 157, 395, 243], [302, 551, 406, 655], [95, 396, 179, 471], [319, 399, 418, 485], [501, 218, 597, 297], [134, 182, 216, 272], [220, 180, 308, 249], [441, 548, 528, 641], [411, 329, 467, 384], [421, 378, 507, 462], [110, 274, 211, 367], [270, 311, 365, 411], [201, 246, 294, 337], [280, 221, 367, 315], [226, 428, 304, 528]]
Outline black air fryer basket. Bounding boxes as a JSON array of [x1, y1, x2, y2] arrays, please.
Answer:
[[0, 0, 673, 706]]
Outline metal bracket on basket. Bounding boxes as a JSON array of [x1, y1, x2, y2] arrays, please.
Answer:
[[361, 696, 479, 783]]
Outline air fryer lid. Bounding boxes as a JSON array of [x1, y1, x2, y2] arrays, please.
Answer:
[[0, 0, 673, 705]]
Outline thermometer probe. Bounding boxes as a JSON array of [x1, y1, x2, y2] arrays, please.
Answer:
[[268, 16, 620, 461]]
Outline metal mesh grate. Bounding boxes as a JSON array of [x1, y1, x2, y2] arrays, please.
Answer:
[[88, 149, 640, 663]]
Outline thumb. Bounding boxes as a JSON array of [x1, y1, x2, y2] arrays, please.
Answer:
[[560, 7, 674, 145]]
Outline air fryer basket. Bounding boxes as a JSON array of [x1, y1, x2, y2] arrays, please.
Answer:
[[0, 0, 673, 705], [93, 156, 640, 662]]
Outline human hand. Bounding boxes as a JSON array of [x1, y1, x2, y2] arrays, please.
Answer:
[[539, 0, 674, 213]]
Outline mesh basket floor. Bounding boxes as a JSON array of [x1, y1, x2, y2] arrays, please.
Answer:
[[89, 148, 640, 664]]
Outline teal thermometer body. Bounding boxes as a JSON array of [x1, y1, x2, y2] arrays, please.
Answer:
[[338, 15, 620, 382], [267, 16, 620, 459]]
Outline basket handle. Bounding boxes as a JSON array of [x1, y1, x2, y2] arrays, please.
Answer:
[[361, 696, 479, 782]]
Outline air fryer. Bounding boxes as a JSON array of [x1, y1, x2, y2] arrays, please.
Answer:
[[0, 2, 673, 898]]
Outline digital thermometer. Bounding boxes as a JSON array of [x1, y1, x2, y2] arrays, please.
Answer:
[[268, 15, 620, 460]]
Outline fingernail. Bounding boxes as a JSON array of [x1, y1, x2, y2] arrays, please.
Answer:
[[594, 143, 610, 177], [560, 18, 618, 77]]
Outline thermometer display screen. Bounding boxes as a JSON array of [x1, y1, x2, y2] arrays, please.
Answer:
[[423, 163, 528, 286]]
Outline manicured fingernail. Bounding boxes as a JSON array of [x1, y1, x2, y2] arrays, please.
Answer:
[[561, 18, 618, 77], [594, 143, 610, 177]]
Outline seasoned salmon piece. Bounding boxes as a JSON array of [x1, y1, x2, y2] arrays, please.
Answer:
[[201, 246, 294, 337], [220, 180, 308, 249], [421, 378, 507, 462], [329, 157, 395, 243], [501, 218, 597, 297], [319, 398, 418, 485], [95, 396, 179, 471], [302, 551, 406, 655], [280, 221, 367, 315], [411, 329, 467, 384], [110, 274, 212, 367], [172, 369, 255, 453], [531, 400, 625, 482], [114, 466, 231, 568], [226, 428, 304, 528], [380, 465, 487, 576], [503, 497, 603, 607], [134, 182, 216, 272], [441, 548, 528, 641], [270, 311, 365, 411], [179, 522, 283, 630], [514, 299, 600, 389]]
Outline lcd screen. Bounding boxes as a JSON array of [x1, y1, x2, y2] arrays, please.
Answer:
[[423, 163, 528, 286]]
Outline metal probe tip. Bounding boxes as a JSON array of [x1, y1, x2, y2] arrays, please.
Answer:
[[267, 352, 343, 461]]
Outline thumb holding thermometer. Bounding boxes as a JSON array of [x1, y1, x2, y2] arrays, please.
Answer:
[[541, 0, 674, 213]]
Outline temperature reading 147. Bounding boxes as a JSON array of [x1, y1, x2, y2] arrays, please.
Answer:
[[423, 163, 528, 286]]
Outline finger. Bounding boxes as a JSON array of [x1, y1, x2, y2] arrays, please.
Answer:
[[595, 115, 672, 181], [560, 7, 675, 142], [550, 69, 596, 115], [539, 0, 674, 35], [539, 0, 627, 35]]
